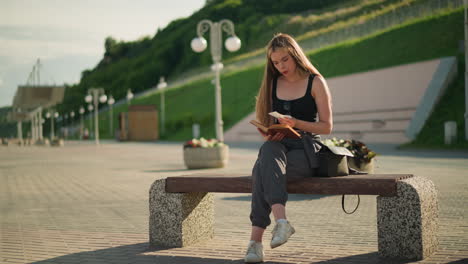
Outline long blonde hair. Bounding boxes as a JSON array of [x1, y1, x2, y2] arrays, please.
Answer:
[[255, 33, 322, 126]]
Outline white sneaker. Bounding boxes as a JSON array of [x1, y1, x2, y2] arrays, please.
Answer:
[[244, 240, 264, 263], [270, 220, 295, 248]]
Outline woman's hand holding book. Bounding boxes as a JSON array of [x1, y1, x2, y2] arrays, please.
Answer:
[[249, 120, 301, 139], [256, 128, 284, 141], [277, 116, 296, 128]]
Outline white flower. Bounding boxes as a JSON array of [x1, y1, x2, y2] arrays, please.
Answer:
[[199, 137, 209, 148], [207, 140, 215, 147], [186, 137, 224, 148]]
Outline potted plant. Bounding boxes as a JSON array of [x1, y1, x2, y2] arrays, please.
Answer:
[[183, 137, 229, 169], [322, 138, 377, 173]]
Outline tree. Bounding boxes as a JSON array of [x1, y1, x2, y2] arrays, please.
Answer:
[[104, 36, 117, 54]]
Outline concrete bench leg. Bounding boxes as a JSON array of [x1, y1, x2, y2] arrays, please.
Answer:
[[377, 176, 438, 260], [149, 179, 214, 247]]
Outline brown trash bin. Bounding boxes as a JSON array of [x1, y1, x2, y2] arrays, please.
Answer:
[[118, 105, 159, 141]]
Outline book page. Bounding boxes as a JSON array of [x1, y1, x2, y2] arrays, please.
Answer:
[[249, 120, 268, 133], [269, 111, 292, 119]]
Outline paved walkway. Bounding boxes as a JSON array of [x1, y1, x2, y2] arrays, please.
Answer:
[[0, 140, 467, 264]]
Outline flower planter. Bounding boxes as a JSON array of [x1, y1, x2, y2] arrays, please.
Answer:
[[183, 145, 229, 169], [51, 138, 64, 147], [348, 157, 375, 173]]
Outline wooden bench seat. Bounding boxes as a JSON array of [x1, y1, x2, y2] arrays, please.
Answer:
[[149, 173, 438, 260], [166, 173, 413, 196]]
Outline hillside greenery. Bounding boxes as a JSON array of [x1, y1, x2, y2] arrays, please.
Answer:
[[1, 2, 465, 149], [89, 8, 463, 144], [56, 0, 432, 117], [59, 0, 351, 114], [401, 57, 468, 149]]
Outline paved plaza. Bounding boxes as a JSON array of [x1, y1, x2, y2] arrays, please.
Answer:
[[1, 140, 467, 264]]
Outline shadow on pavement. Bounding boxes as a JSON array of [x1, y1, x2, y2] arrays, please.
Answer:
[[447, 259, 468, 264], [143, 169, 189, 173], [30, 242, 293, 264], [315, 253, 467, 264], [31, 243, 466, 264], [144, 167, 230, 173], [314, 252, 412, 264], [222, 194, 330, 201]]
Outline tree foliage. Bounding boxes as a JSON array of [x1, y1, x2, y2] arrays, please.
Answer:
[[60, 0, 350, 114]]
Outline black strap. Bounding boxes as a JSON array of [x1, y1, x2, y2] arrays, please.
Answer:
[[303, 132, 362, 214], [342, 194, 360, 214], [306, 74, 315, 94], [272, 76, 278, 99], [301, 132, 321, 172], [312, 137, 327, 148]]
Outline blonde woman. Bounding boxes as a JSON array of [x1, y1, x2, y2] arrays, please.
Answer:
[[245, 33, 333, 263]]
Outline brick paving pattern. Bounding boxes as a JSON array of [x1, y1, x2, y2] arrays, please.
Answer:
[[1, 141, 467, 264]]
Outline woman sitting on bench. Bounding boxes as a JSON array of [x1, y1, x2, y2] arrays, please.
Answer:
[[244, 33, 333, 263]]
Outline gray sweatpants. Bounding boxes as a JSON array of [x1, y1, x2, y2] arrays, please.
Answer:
[[250, 138, 317, 229]]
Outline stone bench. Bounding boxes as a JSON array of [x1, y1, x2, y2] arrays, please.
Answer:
[[149, 174, 438, 260]]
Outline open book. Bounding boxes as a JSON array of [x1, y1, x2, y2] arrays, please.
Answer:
[[268, 111, 292, 120], [249, 120, 301, 139]]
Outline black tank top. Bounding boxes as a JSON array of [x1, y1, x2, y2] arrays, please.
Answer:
[[272, 74, 318, 123]]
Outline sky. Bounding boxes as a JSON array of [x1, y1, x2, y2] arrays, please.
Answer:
[[0, 0, 206, 107]]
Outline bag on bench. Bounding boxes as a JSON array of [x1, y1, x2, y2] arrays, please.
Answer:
[[302, 134, 354, 177], [316, 143, 354, 177], [302, 133, 362, 214]]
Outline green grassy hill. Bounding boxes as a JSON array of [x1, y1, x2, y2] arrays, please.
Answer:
[[1, 2, 465, 148], [57, 0, 437, 117], [102, 8, 462, 144], [401, 58, 468, 149]]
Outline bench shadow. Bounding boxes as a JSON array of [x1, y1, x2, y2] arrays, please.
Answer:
[[314, 253, 467, 264], [143, 167, 228, 173], [29, 242, 292, 264], [29, 242, 465, 264], [313, 252, 410, 264], [447, 259, 468, 264], [221, 194, 331, 201], [143, 169, 189, 173]]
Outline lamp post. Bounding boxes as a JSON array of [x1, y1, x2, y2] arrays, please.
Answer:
[[464, 0, 468, 140], [69, 111, 75, 138], [64, 113, 68, 139], [107, 95, 115, 138], [157, 77, 168, 136], [45, 111, 53, 139], [87, 104, 94, 136], [126, 89, 134, 106], [14, 108, 23, 145], [191, 19, 241, 142], [41, 118, 45, 140], [85, 88, 107, 145], [70, 111, 75, 123], [79, 106, 85, 139], [54, 112, 59, 139]]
